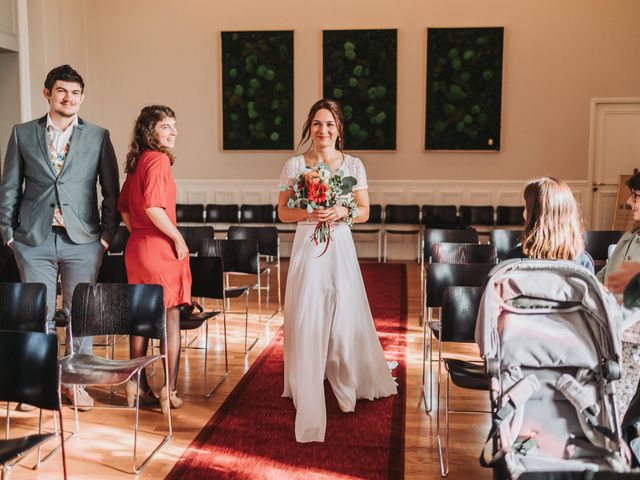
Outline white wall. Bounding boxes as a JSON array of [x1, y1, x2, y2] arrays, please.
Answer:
[[17, 1, 640, 206]]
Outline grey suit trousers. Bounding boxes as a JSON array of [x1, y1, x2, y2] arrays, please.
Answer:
[[12, 227, 104, 357]]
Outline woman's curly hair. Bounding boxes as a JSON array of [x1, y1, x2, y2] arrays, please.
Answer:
[[125, 105, 176, 173]]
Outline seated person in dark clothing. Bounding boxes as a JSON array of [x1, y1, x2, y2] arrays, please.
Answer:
[[505, 176, 594, 273]]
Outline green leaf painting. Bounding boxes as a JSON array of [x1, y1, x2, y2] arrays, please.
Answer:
[[323, 29, 397, 150], [221, 31, 294, 150], [425, 27, 504, 151]]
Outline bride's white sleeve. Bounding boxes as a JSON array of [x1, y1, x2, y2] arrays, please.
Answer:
[[279, 157, 296, 190], [352, 157, 369, 191]]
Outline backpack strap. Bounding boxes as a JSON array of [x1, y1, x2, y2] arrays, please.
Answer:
[[480, 374, 541, 468], [555, 373, 617, 445]]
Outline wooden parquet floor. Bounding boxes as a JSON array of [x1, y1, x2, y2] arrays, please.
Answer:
[[5, 260, 491, 480]]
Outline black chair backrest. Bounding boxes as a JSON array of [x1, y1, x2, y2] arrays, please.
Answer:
[[423, 228, 479, 262], [0, 246, 21, 282], [583, 230, 625, 262], [422, 205, 460, 228], [201, 238, 259, 275], [490, 229, 523, 261], [432, 243, 497, 264], [496, 206, 525, 226], [205, 204, 240, 223], [108, 226, 130, 254], [228, 226, 278, 256], [459, 205, 495, 226], [97, 254, 128, 283], [176, 204, 204, 223], [189, 256, 225, 300], [440, 286, 484, 343], [71, 283, 165, 339], [240, 204, 275, 223], [177, 226, 215, 255], [426, 263, 494, 308], [0, 282, 46, 332], [384, 204, 420, 224], [366, 204, 383, 224], [0, 330, 59, 410]]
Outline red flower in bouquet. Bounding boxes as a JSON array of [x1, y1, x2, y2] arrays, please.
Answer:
[[307, 181, 328, 204]]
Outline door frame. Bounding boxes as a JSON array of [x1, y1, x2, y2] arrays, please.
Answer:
[[587, 97, 640, 229]]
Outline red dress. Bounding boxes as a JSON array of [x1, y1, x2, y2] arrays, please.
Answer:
[[117, 150, 191, 308]]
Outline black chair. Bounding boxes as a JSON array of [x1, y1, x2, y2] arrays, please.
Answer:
[[490, 229, 523, 261], [495, 206, 525, 226], [228, 226, 281, 317], [60, 283, 171, 474], [0, 282, 47, 443], [239, 204, 275, 224], [177, 226, 215, 256], [422, 205, 461, 229], [422, 228, 480, 264], [420, 228, 480, 324], [205, 204, 240, 235], [583, 230, 625, 269], [97, 254, 128, 284], [107, 226, 130, 254], [0, 247, 20, 283], [176, 204, 204, 223], [95, 254, 129, 359], [437, 286, 488, 476], [201, 239, 261, 353], [352, 204, 383, 261], [459, 205, 495, 227], [421, 263, 493, 413], [0, 331, 67, 479], [182, 256, 226, 397], [432, 243, 497, 265], [383, 204, 422, 262], [0, 282, 47, 332]]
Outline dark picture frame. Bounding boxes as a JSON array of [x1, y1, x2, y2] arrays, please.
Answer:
[[221, 30, 294, 150], [323, 29, 397, 150], [425, 27, 504, 151]]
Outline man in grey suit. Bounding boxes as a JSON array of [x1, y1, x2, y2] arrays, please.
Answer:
[[0, 65, 120, 409]]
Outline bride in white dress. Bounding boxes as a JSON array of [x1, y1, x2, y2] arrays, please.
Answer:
[[277, 99, 397, 443]]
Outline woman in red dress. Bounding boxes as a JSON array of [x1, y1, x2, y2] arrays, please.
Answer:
[[118, 105, 191, 413]]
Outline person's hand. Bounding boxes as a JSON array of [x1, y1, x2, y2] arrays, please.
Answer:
[[174, 236, 189, 260], [605, 262, 640, 294], [315, 205, 347, 222], [100, 238, 109, 251], [6, 239, 13, 250]]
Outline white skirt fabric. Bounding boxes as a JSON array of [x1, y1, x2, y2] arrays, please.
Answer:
[[282, 222, 398, 443]]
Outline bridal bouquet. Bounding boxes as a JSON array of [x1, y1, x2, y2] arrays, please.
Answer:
[[284, 164, 359, 255]]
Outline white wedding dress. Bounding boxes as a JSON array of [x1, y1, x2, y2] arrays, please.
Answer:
[[280, 154, 398, 443]]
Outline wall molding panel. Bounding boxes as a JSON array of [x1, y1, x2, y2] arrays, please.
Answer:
[[174, 178, 590, 210]]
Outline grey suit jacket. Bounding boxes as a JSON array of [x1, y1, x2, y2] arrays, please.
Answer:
[[0, 115, 120, 246]]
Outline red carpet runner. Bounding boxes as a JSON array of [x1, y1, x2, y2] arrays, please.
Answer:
[[166, 262, 407, 479]]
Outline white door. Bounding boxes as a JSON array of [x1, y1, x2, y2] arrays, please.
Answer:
[[588, 98, 640, 230]]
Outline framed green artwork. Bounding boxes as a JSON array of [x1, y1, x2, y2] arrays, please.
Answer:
[[425, 27, 504, 151], [323, 29, 397, 150], [221, 30, 294, 150]]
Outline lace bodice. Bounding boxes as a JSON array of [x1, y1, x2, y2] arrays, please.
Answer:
[[278, 154, 368, 191]]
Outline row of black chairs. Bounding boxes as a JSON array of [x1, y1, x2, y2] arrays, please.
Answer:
[[105, 225, 281, 318], [176, 203, 525, 227]]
